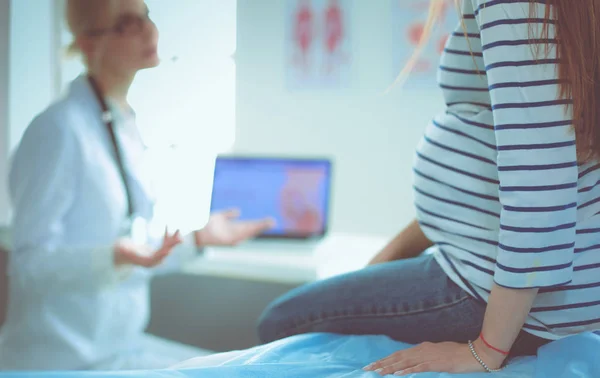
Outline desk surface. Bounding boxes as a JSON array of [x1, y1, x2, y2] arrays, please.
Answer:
[[183, 232, 389, 284]]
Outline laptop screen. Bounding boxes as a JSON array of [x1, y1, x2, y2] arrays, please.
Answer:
[[210, 156, 332, 239]]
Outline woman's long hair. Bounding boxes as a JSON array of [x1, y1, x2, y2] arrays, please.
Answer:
[[399, 1, 600, 161]]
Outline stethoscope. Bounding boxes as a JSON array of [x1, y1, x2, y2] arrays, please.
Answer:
[[88, 75, 151, 244]]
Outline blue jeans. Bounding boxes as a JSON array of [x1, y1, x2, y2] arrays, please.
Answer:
[[257, 254, 549, 358]]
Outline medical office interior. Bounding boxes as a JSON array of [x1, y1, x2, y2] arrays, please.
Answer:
[[3, 0, 598, 376], [0, 0, 438, 352]]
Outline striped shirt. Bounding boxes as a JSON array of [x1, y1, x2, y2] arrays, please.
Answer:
[[415, 0, 600, 340]]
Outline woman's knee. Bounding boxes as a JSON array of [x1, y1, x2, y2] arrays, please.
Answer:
[[256, 306, 277, 344], [257, 267, 391, 344], [257, 296, 295, 344], [256, 284, 321, 344]]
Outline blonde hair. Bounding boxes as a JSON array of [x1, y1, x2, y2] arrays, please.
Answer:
[[65, 0, 116, 56]]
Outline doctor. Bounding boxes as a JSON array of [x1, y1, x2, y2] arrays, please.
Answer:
[[0, 0, 274, 371]]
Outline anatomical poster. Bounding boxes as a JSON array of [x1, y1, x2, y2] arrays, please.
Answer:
[[285, 0, 353, 90]]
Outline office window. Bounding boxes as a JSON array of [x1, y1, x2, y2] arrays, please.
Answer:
[[57, 0, 237, 230]]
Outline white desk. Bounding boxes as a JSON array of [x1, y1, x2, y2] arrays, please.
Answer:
[[183, 232, 389, 285]]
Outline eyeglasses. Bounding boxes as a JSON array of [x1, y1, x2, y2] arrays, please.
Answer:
[[86, 10, 153, 37]]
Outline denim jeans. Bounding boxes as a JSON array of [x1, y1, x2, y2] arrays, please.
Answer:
[[257, 254, 549, 358]]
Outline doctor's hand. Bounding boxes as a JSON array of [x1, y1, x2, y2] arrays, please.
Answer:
[[195, 209, 275, 247], [114, 229, 183, 267]]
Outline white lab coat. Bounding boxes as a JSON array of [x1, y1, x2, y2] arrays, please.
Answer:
[[0, 76, 200, 370]]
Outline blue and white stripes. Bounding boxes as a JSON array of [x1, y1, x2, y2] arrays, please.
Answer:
[[415, 0, 600, 339]]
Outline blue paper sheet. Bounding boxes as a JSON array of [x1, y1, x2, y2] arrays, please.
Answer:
[[3, 332, 599, 377]]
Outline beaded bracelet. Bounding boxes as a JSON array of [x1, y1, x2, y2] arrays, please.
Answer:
[[468, 340, 503, 373]]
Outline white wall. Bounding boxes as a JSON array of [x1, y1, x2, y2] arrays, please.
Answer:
[[0, 0, 59, 226], [8, 0, 58, 152], [235, 0, 445, 236], [0, 0, 10, 226]]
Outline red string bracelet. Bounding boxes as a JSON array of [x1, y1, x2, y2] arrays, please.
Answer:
[[479, 333, 510, 356]]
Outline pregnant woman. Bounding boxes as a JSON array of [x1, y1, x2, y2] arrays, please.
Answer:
[[259, 0, 600, 375]]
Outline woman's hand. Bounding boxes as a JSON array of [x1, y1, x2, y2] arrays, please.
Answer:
[[363, 340, 503, 376], [114, 229, 182, 267], [367, 220, 432, 266], [367, 247, 403, 266], [195, 209, 275, 247]]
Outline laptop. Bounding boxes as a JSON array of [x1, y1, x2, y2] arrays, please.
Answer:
[[209, 155, 333, 253]]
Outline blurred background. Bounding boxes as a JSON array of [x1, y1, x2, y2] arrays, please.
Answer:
[[0, 0, 452, 353]]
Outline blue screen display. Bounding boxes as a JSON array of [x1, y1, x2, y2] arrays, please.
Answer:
[[210, 157, 332, 237]]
